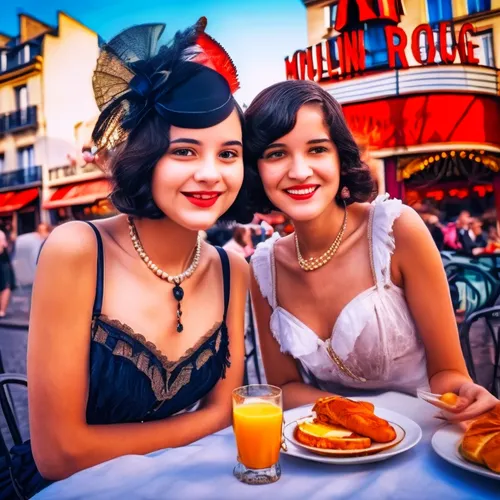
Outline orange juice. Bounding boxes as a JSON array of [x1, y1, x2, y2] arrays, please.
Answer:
[[233, 401, 283, 469]]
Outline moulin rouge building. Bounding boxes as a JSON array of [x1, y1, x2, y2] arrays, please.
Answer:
[[288, 0, 500, 221]]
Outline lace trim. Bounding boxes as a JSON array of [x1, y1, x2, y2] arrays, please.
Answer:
[[97, 314, 222, 371], [92, 316, 228, 402]]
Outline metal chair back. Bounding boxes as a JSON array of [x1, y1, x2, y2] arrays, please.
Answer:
[[459, 306, 500, 397]]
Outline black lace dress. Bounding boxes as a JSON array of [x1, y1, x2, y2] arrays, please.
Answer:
[[0, 222, 231, 499]]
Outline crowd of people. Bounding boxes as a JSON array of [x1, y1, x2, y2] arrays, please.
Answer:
[[418, 206, 500, 255]]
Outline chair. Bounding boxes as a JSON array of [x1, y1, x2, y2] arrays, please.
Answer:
[[444, 262, 500, 318], [472, 254, 500, 280], [0, 373, 28, 500], [459, 306, 500, 397], [440, 251, 454, 264], [243, 297, 262, 385]]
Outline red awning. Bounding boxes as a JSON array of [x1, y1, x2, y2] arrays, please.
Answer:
[[343, 94, 500, 151], [43, 179, 111, 209], [0, 188, 39, 214]]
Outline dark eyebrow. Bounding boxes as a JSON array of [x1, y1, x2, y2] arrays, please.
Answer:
[[170, 138, 242, 147], [264, 142, 286, 150], [307, 138, 331, 144], [170, 138, 201, 145], [265, 138, 331, 151]]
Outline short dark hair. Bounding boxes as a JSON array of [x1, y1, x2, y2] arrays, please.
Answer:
[[104, 103, 252, 222], [244, 80, 374, 213]]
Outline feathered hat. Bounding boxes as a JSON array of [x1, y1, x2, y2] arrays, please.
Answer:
[[91, 17, 240, 152]]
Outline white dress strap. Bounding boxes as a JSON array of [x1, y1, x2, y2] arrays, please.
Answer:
[[251, 232, 280, 309], [370, 194, 403, 287]]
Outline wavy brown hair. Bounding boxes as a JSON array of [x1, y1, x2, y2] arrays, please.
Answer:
[[102, 107, 252, 222], [244, 80, 374, 213]]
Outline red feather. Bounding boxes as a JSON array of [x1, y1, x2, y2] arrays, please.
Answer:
[[195, 32, 240, 94]]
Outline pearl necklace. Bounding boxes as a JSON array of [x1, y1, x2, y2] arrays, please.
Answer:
[[128, 216, 202, 333], [295, 204, 348, 272]]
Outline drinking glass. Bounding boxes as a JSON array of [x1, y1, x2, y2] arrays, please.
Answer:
[[232, 384, 283, 485]]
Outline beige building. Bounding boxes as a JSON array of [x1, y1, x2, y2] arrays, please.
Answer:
[[0, 12, 100, 233], [291, 0, 500, 221]]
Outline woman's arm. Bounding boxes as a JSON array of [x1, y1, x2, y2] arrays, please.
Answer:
[[29, 224, 248, 481], [250, 266, 331, 410], [197, 250, 248, 416], [393, 207, 498, 419]]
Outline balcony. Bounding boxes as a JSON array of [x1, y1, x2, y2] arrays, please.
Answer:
[[0, 106, 38, 135], [0, 166, 42, 189], [47, 162, 105, 187]]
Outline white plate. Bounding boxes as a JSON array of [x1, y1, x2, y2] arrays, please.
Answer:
[[281, 404, 422, 465], [431, 425, 500, 481], [284, 416, 406, 457]]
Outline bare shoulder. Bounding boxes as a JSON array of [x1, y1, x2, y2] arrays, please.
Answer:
[[274, 233, 294, 266], [223, 247, 250, 283], [202, 242, 249, 282], [391, 205, 439, 271], [37, 221, 98, 268], [392, 204, 430, 247]]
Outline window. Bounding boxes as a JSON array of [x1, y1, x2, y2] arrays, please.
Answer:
[[0, 154, 4, 173], [15, 85, 28, 110], [16, 45, 30, 65], [365, 25, 389, 68], [419, 25, 454, 63], [467, 0, 491, 14], [0, 52, 6, 72], [474, 30, 495, 67], [426, 0, 453, 25], [17, 146, 34, 170], [14, 85, 29, 125], [324, 3, 338, 29]]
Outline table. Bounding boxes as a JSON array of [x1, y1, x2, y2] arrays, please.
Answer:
[[34, 392, 499, 500]]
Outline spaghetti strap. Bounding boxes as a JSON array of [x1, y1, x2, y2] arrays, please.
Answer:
[[84, 221, 104, 318], [215, 247, 230, 321]]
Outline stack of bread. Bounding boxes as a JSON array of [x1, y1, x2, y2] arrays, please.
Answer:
[[295, 396, 397, 450], [459, 403, 500, 474]]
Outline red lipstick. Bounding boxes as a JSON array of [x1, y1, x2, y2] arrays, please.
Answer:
[[283, 184, 319, 201], [182, 191, 222, 208]]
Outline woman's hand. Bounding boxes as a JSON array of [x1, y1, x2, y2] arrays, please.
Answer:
[[444, 382, 498, 422]]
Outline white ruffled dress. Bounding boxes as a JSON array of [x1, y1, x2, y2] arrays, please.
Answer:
[[252, 195, 429, 395]]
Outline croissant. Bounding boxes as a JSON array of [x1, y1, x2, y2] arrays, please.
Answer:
[[312, 396, 397, 443], [460, 403, 500, 473]]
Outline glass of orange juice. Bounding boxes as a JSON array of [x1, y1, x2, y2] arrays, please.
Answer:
[[232, 384, 283, 485]]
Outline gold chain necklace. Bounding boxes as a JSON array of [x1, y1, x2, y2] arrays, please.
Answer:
[[128, 216, 202, 333], [294, 204, 348, 272]]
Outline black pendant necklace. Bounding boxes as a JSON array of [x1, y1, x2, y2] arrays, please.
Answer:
[[173, 283, 184, 333], [128, 217, 202, 333]]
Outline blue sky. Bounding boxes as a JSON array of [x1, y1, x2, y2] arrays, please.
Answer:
[[1, 0, 307, 105]]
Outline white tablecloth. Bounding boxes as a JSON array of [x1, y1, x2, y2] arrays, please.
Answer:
[[34, 391, 498, 500]]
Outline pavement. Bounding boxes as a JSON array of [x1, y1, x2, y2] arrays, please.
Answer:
[[0, 285, 31, 329], [0, 287, 31, 447]]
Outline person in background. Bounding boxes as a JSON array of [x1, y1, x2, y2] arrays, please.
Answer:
[[0, 226, 16, 317], [223, 225, 255, 260], [469, 218, 487, 255], [443, 210, 472, 251], [36, 223, 52, 241], [425, 214, 445, 251], [484, 226, 500, 254], [205, 221, 233, 247]]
